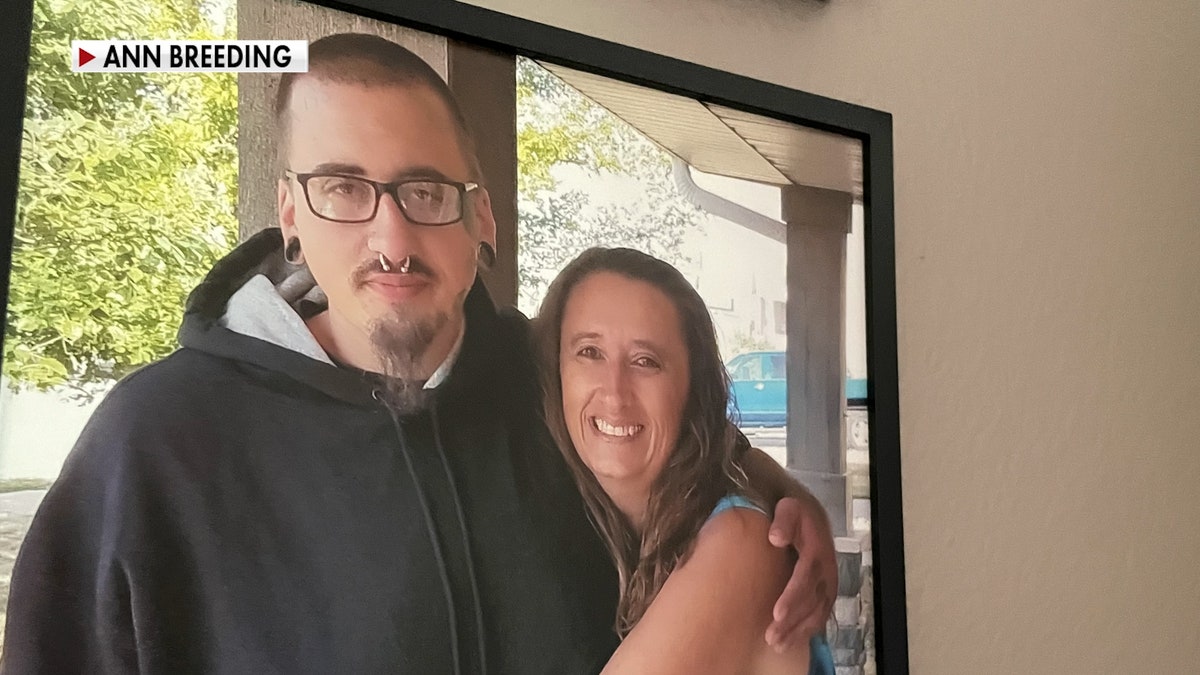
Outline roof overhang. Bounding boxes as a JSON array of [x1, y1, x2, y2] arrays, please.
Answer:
[[541, 62, 863, 199]]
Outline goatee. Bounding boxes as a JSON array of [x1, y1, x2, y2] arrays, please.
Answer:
[[369, 309, 450, 414]]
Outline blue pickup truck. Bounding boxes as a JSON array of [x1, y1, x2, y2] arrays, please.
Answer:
[[726, 350, 867, 427]]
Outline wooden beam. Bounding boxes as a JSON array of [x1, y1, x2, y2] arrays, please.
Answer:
[[448, 42, 518, 309]]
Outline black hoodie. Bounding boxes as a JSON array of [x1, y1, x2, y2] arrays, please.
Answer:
[[2, 229, 620, 674]]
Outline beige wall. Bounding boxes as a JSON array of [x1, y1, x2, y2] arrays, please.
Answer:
[[463, 1, 1200, 672]]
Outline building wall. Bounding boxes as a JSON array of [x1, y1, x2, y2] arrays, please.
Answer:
[[681, 172, 789, 360], [0, 378, 96, 480], [464, 1, 1200, 672]]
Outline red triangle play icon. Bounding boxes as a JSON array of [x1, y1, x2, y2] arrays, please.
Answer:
[[78, 48, 95, 67]]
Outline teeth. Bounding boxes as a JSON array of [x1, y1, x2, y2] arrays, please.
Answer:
[[593, 418, 643, 437]]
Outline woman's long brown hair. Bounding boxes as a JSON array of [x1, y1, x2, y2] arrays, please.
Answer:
[[533, 247, 753, 637]]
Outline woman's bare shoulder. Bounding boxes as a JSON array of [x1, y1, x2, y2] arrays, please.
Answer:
[[694, 504, 778, 556], [691, 508, 813, 673]]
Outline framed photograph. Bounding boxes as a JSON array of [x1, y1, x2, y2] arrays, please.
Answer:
[[0, 0, 907, 672]]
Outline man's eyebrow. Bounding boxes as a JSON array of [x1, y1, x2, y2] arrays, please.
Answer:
[[393, 165, 456, 182], [307, 163, 457, 183], [310, 162, 366, 176]]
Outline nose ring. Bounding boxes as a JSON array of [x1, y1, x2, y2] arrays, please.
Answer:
[[378, 253, 412, 274]]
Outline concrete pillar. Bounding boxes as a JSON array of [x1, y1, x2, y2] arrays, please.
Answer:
[[783, 185, 853, 536]]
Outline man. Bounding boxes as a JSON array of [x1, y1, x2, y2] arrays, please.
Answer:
[[3, 33, 835, 674]]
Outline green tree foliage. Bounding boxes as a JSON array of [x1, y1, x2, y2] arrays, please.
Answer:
[[4, 0, 237, 394], [515, 58, 702, 315]]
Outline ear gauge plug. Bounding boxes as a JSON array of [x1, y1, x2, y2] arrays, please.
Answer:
[[477, 241, 496, 268], [284, 238, 304, 265]]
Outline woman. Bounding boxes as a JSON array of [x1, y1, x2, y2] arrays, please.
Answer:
[[534, 247, 836, 675]]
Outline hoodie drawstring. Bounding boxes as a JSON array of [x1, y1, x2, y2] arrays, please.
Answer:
[[385, 401, 487, 675], [387, 405, 463, 675], [430, 403, 487, 672]]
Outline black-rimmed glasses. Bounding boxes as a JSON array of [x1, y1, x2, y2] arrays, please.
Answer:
[[284, 171, 479, 225]]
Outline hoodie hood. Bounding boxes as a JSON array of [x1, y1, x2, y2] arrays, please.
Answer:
[[178, 228, 518, 409]]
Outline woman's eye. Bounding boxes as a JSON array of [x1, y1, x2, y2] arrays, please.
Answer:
[[633, 356, 661, 369], [578, 346, 601, 359]]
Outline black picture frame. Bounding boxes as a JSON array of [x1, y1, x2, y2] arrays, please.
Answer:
[[0, 0, 34, 349], [0, 0, 907, 671]]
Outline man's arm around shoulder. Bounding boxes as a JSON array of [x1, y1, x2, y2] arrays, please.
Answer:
[[739, 442, 839, 651]]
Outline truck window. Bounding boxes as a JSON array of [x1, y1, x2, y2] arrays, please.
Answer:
[[764, 353, 786, 379], [730, 354, 763, 380]]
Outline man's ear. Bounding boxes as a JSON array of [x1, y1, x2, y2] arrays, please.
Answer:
[[278, 177, 297, 239], [473, 187, 498, 252]]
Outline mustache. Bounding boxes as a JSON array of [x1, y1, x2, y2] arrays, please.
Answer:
[[352, 254, 435, 287]]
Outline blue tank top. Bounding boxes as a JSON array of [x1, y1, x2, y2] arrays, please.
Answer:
[[707, 495, 837, 675]]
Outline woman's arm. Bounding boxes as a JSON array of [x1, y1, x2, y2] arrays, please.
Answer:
[[600, 509, 803, 675]]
